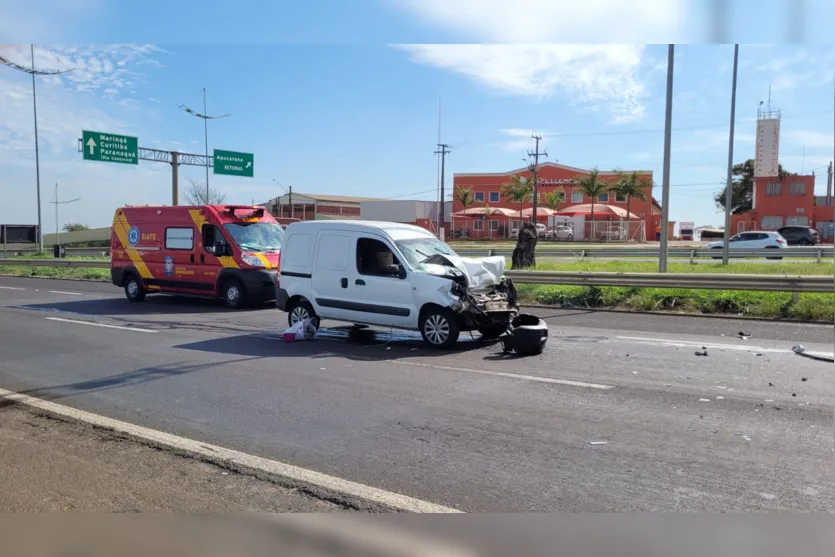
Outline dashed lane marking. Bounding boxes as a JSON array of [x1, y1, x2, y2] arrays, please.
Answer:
[[49, 290, 83, 296], [45, 316, 158, 333], [615, 335, 790, 354], [0, 387, 461, 513], [0, 286, 26, 290]]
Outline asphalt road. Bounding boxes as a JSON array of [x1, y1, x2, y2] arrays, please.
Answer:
[[0, 276, 833, 512]]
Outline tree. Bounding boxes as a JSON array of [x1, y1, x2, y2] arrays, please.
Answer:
[[541, 189, 565, 212], [574, 168, 610, 224], [62, 223, 89, 232], [714, 159, 791, 214], [612, 171, 650, 223], [183, 177, 227, 205], [455, 186, 475, 213], [501, 175, 533, 222]]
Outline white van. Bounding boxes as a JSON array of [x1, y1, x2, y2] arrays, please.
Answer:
[[276, 221, 519, 348]]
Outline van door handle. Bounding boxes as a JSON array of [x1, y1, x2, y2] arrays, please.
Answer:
[[190, 253, 195, 263], [355, 279, 366, 286], [200, 254, 205, 264], [340, 278, 348, 288]]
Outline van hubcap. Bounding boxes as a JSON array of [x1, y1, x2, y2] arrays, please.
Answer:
[[127, 281, 138, 296], [227, 285, 240, 303], [424, 314, 449, 345], [290, 307, 309, 324]]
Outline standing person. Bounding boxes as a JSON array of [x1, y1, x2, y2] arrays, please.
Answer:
[[655, 223, 662, 242]]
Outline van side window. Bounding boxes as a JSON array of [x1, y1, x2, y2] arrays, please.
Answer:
[[165, 227, 194, 250], [356, 238, 400, 277], [202, 224, 226, 254]]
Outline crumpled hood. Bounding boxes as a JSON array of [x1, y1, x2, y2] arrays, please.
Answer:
[[419, 254, 506, 289]]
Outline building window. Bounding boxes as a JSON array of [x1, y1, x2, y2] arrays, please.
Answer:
[[571, 191, 583, 203], [760, 216, 783, 230], [789, 182, 805, 195], [786, 216, 809, 226], [615, 193, 627, 203], [488, 219, 499, 231], [598, 193, 609, 203], [474, 191, 485, 202], [766, 183, 782, 196], [511, 220, 522, 230], [473, 219, 484, 231], [165, 227, 194, 250], [488, 191, 500, 203]]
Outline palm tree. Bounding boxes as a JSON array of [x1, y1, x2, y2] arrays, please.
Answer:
[[454, 186, 475, 237], [541, 189, 565, 212], [574, 168, 610, 224], [502, 175, 533, 230], [611, 171, 650, 225]]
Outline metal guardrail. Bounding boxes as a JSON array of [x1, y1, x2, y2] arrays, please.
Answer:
[[455, 246, 835, 262], [2, 259, 832, 294]]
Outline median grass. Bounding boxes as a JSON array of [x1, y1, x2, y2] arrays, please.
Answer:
[[515, 261, 834, 321], [0, 253, 110, 281]]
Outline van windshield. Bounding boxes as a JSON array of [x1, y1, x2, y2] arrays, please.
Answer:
[[394, 237, 457, 269], [224, 222, 284, 252]]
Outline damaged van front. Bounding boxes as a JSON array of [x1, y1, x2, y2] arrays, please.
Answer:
[[392, 233, 520, 345]]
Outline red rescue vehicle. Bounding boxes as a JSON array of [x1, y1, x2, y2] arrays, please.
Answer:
[[110, 205, 283, 308]]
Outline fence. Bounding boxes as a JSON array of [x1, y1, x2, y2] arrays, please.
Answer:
[[1, 259, 832, 294], [454, 246, 834, 262]]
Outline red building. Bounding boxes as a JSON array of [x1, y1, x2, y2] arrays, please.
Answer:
[[453, 162, 672, 241], [730, 174, 832, 239]]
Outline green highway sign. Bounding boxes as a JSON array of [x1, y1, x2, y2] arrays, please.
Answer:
[[213, 149, 254, 177], [81, 130, 138, 165]]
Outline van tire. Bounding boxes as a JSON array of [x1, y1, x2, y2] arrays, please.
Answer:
[[419, 306, 460, 349], [287, 299, 319, 329], [124, 274, 146, 302], [222, 278, 246, 309]]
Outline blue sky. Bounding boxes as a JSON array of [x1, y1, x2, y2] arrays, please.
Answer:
[[2, 0, 834, 231]]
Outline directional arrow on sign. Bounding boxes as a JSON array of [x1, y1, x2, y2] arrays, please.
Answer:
[[245, 161, 252, 169], [86, 137, 97, 154]]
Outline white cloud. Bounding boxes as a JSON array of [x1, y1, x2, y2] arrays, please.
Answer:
[[397, 0, 683, 42], [396, 44, 649, 124]]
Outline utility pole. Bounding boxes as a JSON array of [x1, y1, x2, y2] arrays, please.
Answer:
[[178, 89, 230, 203], [528, 135, 547, 224], [826, 161, 832, 206], [722, 44, 740, 266], [50, 183, 80, 248], [659, 44, 675, 273], [0, 46, 73, 254], [434, 143, 451, 240]]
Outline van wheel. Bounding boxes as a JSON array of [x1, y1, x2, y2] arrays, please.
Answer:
[[124, 274, 146, 302], [419, 307, 460, 349], [288, 299, 319, 329], [222, 278, 246, 309]]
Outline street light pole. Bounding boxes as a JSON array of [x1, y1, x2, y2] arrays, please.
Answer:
[[658, 44, 675, 273], [722, 44, 740, 265], [178, 89, 231, 203]]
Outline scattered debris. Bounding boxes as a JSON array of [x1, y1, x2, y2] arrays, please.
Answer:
[[632, 371, 638, 375], [716, 385, 727, 389], [737, 434, 752, 442], [774, 406, 782, 410], [283, 318, 318, 342], [768, 382, 774, 387], [738, 331, 750, 340], [694, 350, 708, 357], [716, 396, 725, 400], [320, 368, 326, 371], [792, 345, 835, 363], [801, 377, 808, 382], [755, 353, 763, 357], [792, 393, 796, 397], [698, 398, 711, 402], [589, 441, 608, 446], [765, 399, 774, 402]]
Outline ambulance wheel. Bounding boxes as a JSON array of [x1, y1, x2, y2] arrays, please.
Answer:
[[419, 306, 460, 349], [222, 278, 246, 309], [124, 274, 146, 302], [288, 299, 319, 329]]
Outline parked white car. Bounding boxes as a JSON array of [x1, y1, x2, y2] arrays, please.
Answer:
[[277, 221, 520, 348], [544, 225, 574, 241], [707, 231, 787, 259], [510, 223, 547, 239]]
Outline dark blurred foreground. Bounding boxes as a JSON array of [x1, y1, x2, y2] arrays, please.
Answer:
[[2, 514, 834, 557]]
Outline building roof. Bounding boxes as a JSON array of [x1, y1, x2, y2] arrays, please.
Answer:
[[261, 192, 384, 206], [453, 161, 653, 178]]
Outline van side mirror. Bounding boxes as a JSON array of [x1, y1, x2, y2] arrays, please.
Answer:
[[386, 264, 406, 279], [214, 242, 229, 256]]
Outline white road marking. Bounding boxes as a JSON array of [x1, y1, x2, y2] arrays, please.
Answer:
[[0, 387, 460, 514], [45, 317, 157, 333], [49, 290, 82, 296], [616, 336, 789, 354], [394, 360, 614, 389], [0, 286, 25, 290]]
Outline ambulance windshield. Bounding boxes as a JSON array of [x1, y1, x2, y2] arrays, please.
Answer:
[[224, 222, 284, 252]]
